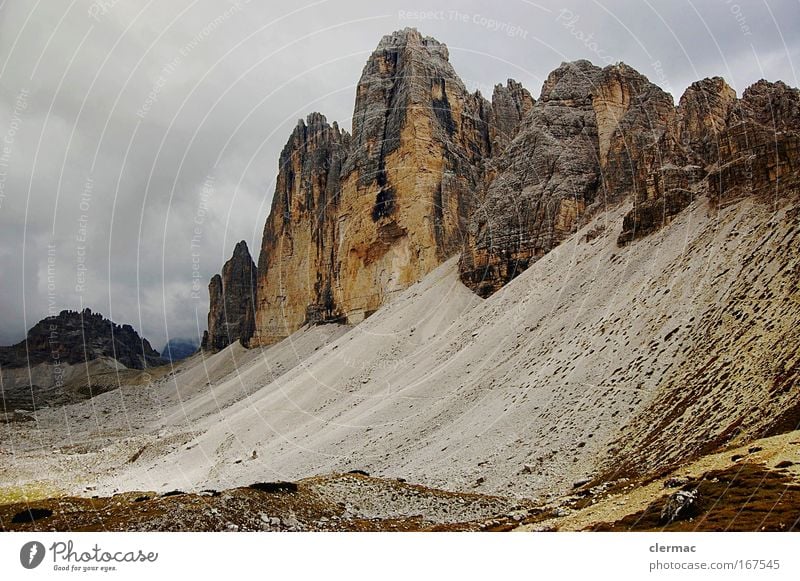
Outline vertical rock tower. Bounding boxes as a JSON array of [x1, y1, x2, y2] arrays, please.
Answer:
[[250, 28, 531, 345], [206, 29, 798, 348], [202, 240, 257, 351]]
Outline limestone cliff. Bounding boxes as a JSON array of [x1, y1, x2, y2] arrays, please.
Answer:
[[332, 28, 493, 327], [252, 114, 348, 345], [461, 60, 800, 293], [209, 29, 799, 339], [618, 77, 800, 244], [251, 28, 526, 345], [202, 240, 257, 351], [461, 60, 605, 296], [707, 80, 800, 206]]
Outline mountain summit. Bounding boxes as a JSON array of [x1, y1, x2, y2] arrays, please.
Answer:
[[204, 29, 799, 351]]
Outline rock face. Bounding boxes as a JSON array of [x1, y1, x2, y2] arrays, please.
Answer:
[[461, 61, 605, 296], [461, 60, 800, 292], [487, 79, 535, 154], [707, 80, 800, 206], [0, 309, 164, 369], [209, 28, 800, 340], [333, 28, 491, 326], [252, 114, 349, 345], [251, 29, 530, 345], [618, 77, 800, 244], [202, 241, 257, 351]]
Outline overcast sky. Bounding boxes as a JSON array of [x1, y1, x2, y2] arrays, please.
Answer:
[[0, 0, 797, 349]]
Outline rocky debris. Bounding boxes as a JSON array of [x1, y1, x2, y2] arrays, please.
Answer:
[[0, 308, 164, 370], [249, 482, 298, 494], [1, 410, 36, 423], [660, 489, 699, 524], [572, 477, 592, 489], [663, 477, 689, 489], [0, 473, 532, 532], [202, 241, 257, 352], [11, 508, 53, 524]]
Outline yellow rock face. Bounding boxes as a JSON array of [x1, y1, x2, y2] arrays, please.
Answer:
[[250, 29, 517, 345], [336, 103, 446, 323], [252, 114, 346, 346]]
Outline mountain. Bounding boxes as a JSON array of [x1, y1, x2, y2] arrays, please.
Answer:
[[461, 64, 800, 294], [161, 337, 200, 362], [0, 309, 166, 412], [0, 308, 164, 370], [201, 240, 257, 352], [246, 28, 532, 346], [187, 26, 798, 498], [99, 194, 800, 503], [4, 27, 799, 533], [205, 28, 799, 350]]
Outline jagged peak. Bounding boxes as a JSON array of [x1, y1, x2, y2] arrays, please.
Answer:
[[680, 76, 737, 101], [554, 59, 599, 71], [492, 78, 531, 97], [375, 27, 447, 55], [738, 78, 800, 131], [292, 112, 342, 136], [279, 112, 345, 164], [539, 59, 603, 103], [231, 240, 252, 260], [742, 78, 799, 99], [600, 61, 640, 74]]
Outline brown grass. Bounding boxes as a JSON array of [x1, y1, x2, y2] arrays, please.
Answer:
[[590, 463, 800, 532]]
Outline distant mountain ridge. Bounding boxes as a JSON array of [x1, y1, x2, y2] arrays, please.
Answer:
[[0, 308, 165, 370], [0, 309, 166, 414], [161, 337, 200, 362]]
